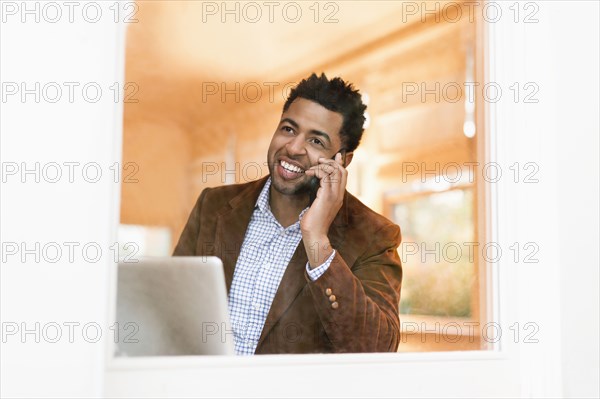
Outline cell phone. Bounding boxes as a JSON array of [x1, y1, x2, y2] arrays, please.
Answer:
[[308, 176, 319, 206], [308, 150, 346, 206]]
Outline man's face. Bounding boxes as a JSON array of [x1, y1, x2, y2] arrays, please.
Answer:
[[267, 98, 344, 197]]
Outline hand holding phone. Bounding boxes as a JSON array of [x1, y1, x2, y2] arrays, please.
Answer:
[[307, 150, 346, 206], [301, 150, 348, 268]]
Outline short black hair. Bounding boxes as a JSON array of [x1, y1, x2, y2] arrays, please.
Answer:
[[283, 73, 367, 152]]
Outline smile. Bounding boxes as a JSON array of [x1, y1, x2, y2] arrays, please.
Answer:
[[280, 160, 304, 174]]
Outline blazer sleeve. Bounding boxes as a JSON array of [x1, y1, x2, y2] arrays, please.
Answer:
[[172, 188, 209, 256], [304, 223, 403, 352]]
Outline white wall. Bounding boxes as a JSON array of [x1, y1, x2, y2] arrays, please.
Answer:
[[1, 1, 598, 398], [552, 3, 600, 398], [502, 3, 600, 396], [0, 1, 124, 397]]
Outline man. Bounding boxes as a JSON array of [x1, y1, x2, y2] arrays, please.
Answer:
[[174, 73, 402, 354]]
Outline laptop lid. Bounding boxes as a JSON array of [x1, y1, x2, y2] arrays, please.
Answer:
[[115, 256, 234, 356]]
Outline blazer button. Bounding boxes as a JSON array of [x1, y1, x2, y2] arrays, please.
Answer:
[[325, 288, 333, 296], [328, 294, 336, 302], [331, 301, 339, 309]]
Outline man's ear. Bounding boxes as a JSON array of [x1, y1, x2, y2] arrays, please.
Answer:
[[343, 151, 354, 168]]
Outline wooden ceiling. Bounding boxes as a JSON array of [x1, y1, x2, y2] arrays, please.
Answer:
[[123, 0, 478, 164], [126, 1, 459, 81]]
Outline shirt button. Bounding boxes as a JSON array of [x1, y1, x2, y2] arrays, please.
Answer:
[[252, 302, 261, 311], [331, 301, 339, 309], [325, 288, 333, 296], [280, 229, 286, 236]]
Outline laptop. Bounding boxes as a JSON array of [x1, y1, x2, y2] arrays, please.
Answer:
[[115, 256, 234, 356]]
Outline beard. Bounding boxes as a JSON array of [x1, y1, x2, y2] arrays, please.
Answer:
[[271, 175, 312, 195], [267, 158, 312, 196]]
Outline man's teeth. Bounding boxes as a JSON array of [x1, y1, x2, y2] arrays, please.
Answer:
[[280, 160, 304, 173]]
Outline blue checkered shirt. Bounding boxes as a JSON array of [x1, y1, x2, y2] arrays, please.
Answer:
[[227, 177, 336, 355]]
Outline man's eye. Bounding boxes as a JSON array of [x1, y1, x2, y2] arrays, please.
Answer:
[[282, 126, 294, 134], [309, 138, 324, 147]]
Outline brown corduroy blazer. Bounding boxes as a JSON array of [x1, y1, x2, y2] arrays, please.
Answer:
[[173, 176, 403, 354]]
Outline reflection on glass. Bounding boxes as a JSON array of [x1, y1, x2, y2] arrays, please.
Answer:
[[118, 0, 490, 355]]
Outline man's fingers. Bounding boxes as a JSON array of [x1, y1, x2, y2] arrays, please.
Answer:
[[306, 162, 338, 178]]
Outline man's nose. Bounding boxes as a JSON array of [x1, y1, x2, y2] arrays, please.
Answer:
[[286, 135, 307, 156]]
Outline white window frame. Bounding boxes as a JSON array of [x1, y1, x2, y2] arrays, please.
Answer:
[[103, 5, 564, 397]]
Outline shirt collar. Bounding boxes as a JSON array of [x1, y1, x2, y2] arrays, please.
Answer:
[[255, 177, 272, 214]]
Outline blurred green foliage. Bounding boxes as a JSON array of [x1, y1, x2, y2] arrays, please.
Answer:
[[394, 189, 475, 317]]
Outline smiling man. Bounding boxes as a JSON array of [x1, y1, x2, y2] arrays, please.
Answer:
[[174, 73, 403, 354]]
